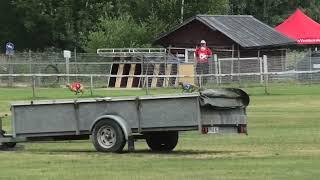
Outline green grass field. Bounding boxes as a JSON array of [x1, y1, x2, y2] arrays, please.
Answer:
[[0, 85, 320, 180]]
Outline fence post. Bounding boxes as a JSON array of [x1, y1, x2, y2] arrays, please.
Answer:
[[231, 44, 234, 80], [74, 47, 78, 81], [237, 46, 241, 88], [259, 57, 263, 84], [177, 57, 180, 87], [90, 75, 93, 96], [8, 56, 13, 87], [199, 75, 202, 88], [218, 55, 222, 84], [29, 50, 32, 74], [145, 76, 149, 95], [258, 50, 263, 85], [37, 67, 41, 87], [141, 56, 144, 88], [263, 55, 269, 94], [32, 75, 36, 99], [294, 51, 298, 80], [164, 49, 168, 87], [309, 48, 313, 85], [66, 57, 70, 84], [214, 54, 219, 85]]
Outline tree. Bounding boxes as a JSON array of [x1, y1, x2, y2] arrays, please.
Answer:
[[229, 0, 320, 26], [85, 15, 150, 52], [11, 0, 114, 50], [184, 0, 230, 18], [0, 0, 29, 51], [1, 0, 319, 52]]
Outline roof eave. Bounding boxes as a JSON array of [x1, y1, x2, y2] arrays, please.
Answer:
[[242, 41, 297, 49]]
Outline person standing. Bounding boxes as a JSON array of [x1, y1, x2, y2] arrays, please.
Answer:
[[195, 40, 212, 86]]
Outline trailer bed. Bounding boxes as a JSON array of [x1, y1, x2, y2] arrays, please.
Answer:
[[11, 94, 202, 137], [1, 89, 249, 152]]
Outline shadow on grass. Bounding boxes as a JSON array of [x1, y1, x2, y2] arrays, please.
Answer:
[[128, 149, 250, 155], [17, 147, 249, 156]]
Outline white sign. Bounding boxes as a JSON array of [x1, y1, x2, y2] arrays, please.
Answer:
[[208, 127, 219, 134], [5, 42, 14, 55], [63, 50, 71, 58], [313, 64, 320, 69]]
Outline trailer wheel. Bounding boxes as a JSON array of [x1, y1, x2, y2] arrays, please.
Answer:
[[146, 131, 179, 152], [2, 142, 16, 148], [92, 120, 126, 153], [0, 130, 16, 149]]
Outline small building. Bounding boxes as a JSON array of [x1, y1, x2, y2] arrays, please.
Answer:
[[154, 15, 296, 72]]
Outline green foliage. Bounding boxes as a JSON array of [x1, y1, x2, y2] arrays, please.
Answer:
[[10, 0, 114, 50], [85, 0, 231, 50], [0, 0, 319, 51], [229, 0, 320, 26], [85, 16, 150, 51], [0, 0, 28, 50], [184, 0, 230, 17]]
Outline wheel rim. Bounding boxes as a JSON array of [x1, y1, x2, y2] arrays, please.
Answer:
[[97, 125, 117, 149]]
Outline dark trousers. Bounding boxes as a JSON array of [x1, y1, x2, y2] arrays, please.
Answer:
[[196, 62, 209, 86]]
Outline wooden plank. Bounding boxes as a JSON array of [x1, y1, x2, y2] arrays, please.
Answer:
[[151, 64, 160, 88], [107, 63, 114, 88], [126, 64, 136, 88], [163, 64, 172, 87], [178, 63, 195, 84], [115, 64, 124, 88], [174, 64, 179, 86]]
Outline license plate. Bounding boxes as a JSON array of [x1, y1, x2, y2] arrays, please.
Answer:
[[208, 127, 219, 134]]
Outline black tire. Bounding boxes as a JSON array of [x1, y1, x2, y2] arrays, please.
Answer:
[[92, 120, 126, 153], [0, 130, 16, 149], [146, 131, 179, 152], [2, 142, 16, 148]]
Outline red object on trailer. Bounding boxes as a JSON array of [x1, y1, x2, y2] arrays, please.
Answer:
[[275, 9, 320, 45]]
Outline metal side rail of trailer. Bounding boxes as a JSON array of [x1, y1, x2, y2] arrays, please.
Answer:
[[0, 88, 249, 153]]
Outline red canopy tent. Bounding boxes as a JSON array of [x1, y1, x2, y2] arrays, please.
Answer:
[[275, 9, 320, 45]]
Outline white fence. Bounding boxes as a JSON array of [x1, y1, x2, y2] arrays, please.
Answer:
[[1, 49, 320, 89], [0, 69, 319, 87]]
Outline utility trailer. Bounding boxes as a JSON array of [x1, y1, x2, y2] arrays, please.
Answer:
[[0, 88, 249, 153]]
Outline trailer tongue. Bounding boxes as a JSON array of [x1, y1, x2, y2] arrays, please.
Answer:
[[0, 88, 249, 153]]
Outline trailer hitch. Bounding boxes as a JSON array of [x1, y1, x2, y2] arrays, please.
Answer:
[[0, 114, 8, 136]]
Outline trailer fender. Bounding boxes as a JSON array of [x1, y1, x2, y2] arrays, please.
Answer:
[[90, 115, 132, 140]]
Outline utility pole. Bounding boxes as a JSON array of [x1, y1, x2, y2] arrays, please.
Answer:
[[180, 0, 184, 23]]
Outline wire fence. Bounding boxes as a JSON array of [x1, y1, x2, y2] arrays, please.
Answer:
[[0, 51, 180, 88], [0, 49, 319, 96], [0, 71, 319, 98]]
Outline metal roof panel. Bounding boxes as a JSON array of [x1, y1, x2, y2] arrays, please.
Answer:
[[155, 15, 296, 48]]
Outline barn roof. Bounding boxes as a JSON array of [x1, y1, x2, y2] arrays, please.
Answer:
[[155, 15, 296, 48]]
